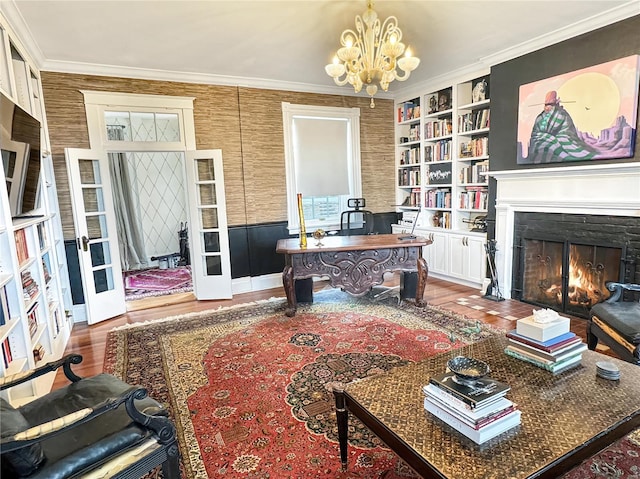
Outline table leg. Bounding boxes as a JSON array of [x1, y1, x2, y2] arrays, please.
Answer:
[[333, 387, 349, 472], [415, 257, 428, 306], [282, 265, 297, 317]]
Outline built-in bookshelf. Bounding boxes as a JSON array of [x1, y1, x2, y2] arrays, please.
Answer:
[[0, 11, 72, 405], [396, 97, 422, 208], [394, 74, 491, 288]]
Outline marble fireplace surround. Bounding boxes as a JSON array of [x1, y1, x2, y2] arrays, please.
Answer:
[[490, 163, 640, 299]]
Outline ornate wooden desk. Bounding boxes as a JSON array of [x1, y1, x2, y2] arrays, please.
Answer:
[[333, 335, 640, 478], [275, 234, 429, 317]]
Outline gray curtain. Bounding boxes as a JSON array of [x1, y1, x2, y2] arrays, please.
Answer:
[[107, 126, 148, 270]]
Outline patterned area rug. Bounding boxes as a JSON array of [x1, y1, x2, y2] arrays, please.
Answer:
[[124, 266, 192, 301], [104, 291, 639, 478]]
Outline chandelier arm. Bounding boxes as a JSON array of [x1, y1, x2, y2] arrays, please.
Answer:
[[393, 69, 412, 82], [332, 76, 351, 87]]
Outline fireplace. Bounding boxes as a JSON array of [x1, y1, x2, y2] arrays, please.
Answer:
[[511, 212, 633, 318], [491, 163, 640, 319]]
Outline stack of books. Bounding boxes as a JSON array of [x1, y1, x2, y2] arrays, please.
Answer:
[[504, 313, 587, 374], [423, 372, 521, 444]]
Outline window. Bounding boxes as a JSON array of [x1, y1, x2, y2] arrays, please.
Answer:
[[282, 102, 361, 232]]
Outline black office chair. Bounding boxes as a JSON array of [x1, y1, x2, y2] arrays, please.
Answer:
[[339, 198, 374, 236]]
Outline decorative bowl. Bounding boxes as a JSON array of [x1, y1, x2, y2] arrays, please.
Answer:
[[447, 356, 490, 381]]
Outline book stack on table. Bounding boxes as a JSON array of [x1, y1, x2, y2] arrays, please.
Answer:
[[423, 372, 521, 444], [504, 313, 587, 374]]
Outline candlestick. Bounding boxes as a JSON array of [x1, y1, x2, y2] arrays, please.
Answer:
[[297, 193, 307, 248]]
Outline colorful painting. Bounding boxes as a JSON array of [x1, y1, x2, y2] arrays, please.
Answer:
[[517, 55, 639, 164]]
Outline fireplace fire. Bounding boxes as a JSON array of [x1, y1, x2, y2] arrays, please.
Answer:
[[519, 239, 622, 318]]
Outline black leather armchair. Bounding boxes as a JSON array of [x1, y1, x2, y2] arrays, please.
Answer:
[[0, 354, 180, 478], [588, 282, 640, 365]]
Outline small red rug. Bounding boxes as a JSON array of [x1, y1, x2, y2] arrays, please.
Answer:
[[124, 267, 192, 300]]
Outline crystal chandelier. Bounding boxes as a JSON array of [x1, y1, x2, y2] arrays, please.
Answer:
[[325, 0, 420, 108]]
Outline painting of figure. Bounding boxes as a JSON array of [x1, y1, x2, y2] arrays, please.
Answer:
[[517, 55, 639, 164]]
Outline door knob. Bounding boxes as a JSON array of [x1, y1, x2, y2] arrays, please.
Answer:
[[81, 236, 89, 252]]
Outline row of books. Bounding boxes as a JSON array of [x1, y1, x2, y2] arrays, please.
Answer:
[[425, 140, 452, 162], [14, 228, 30, 265], [399, 147, 420, 165], [397, 100, 420, 123], [459, 187, 488, 210], [425, 188, 451, 209], [459, 160, 489, 185], [425, 118, 453, 139], [423, 371, 520, 444], [0, 286, 12, 326], [504, 313, 586, 374], [1, 337, 13, 368], [458, 109, 490, 132], [398, 167, 420, 187], [27, 304, 39, 339], [21, 270, 40, 303], [460, 137, 489, 159]]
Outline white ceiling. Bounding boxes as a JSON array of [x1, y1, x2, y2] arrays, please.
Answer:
[[4, 0, 639, 99]]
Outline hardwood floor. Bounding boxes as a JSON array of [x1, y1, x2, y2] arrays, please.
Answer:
[[53, 276, 597, 390]]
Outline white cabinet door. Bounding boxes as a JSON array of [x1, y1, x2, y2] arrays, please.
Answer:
[[448, 233, 486, 284], [448, 234, 467, 280], [466, 235, 487, 284], [428, 231, 449, 275]]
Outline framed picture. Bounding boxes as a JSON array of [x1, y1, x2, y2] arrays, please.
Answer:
[[426, 93, 438, 114], [517, 54, 640, 164], [472, 76, 490, 103], [437, 88, 452, 112]]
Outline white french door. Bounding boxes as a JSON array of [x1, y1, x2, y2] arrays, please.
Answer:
[[65, 148, 126, 324], [184, 149, 232, 299]]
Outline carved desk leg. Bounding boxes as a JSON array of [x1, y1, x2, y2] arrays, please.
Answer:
[[333, 386, 349, 472], [282, 265, 297, 317], [415, 257, 428, 306]]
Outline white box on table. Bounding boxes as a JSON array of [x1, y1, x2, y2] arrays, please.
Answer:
[[516, 315, 570, 342]]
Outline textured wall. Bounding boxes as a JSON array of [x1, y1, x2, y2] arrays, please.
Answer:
[[40, 72, 395, 239]]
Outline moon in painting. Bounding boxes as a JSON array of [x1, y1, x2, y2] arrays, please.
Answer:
[[558, 72, 620, 137]]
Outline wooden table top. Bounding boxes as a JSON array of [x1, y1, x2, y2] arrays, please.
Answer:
[[343, 335, 640, 479], [276, 233, 430, 254]]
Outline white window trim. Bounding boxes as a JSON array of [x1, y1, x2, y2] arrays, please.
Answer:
[[80, 91, 196, 151], [282, 102, 361, 233]]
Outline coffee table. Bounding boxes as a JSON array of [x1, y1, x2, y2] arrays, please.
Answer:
[[333, 335, 640, 478]]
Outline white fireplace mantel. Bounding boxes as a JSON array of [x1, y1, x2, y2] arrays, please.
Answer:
[[490, 162, 640, 298]]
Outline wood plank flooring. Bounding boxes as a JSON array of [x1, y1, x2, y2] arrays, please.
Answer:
[[53, 276, 600, 390]]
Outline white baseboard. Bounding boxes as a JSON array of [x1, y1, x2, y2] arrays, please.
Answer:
[[232, 273, 283, 295]]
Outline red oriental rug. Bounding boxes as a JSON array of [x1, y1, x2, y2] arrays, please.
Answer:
[[104, 291, 640, 478]]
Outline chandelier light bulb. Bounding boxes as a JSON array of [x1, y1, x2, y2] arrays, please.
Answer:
[[324, 0, 420, 107]]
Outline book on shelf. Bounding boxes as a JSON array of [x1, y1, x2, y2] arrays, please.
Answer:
[[424, 396, 521, 444], [504, 347, 583, 374], [505, 330, 580, 353], [428, 372, 510, 410], [2, 337, 13, 368], [14, 228, 29, 264], [516, 314, 570, 342]]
